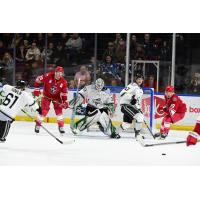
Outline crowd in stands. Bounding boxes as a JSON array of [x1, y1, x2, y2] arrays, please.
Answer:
[[0, 33, 197, 94]]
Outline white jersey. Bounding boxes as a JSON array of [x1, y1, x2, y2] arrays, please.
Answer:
[[0, 85, 38, 121], [78, 85, 113, 109], [120, 83, 143, 109]]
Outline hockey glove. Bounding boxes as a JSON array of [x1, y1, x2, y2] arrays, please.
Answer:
[[33, 88, 41, 97], [187, 131, 199, 146], [158, 105, 167, 113], [130, 96, 137, 105], [61, 101, 69, 109]]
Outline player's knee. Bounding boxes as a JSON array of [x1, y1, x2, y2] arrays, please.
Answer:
[[134, 113, 144, 123], [164, 122, 170, 128], [121, 122, 131, 130]]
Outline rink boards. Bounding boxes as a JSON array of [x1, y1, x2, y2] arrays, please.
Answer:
[[13, 89, 200, 131]]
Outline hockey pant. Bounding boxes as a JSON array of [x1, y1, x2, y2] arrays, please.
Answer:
[[0, 120, 11, 140], [36, 97, 64, 127], [74, 106, 116, 136], [160, 112, 185, 134], [119, 104, 144, 132], [193, 116, 200, 135]]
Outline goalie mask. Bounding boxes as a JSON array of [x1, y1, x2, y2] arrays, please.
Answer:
[[95, 78, 105, 91]]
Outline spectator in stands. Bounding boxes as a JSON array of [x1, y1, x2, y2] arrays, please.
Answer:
[[142, 33, 154, 59], [130, 34, 139, 59], [25, 42, 41, 61], [1, 33, 12, 48], [37, 33, 45, 50], [66, 33, 82, 65], [194, 72, 200, 85], [41, 42, 55, 63], [2, 52, 14, 69], [1, 52, 14, 84], [74, 65, 91, 88], [187, 76, 200, 94], [100, 55, 121, 84], [160, 40, 171, 61], [11, 33, 22, 48], [16, 43, 26, 62], [69, 80, 76, 89], [52, 42, 66, 66], [113, 33, 124, 50], [102, 42, 116, 61], [134, 44, 145, 60], [24, 33, 33, 44], [47, 33, 55, 43], [115, 40, 126, 63], [23, 40, 30, 51], [144, 75, 157, 91], [60, 33, 68, 45], [0, 40, 4, 49]]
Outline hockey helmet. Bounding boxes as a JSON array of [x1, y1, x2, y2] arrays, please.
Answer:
[[165, 85, 174, 92], [55, 66, 64, 73], [55, 66, 64, 80], [16, 80, 27, 90], [95, 78, 105, 91]]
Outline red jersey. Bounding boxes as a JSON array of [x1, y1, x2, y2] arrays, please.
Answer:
[[34, 72, 68, 102], [164, 93, 186, 117]]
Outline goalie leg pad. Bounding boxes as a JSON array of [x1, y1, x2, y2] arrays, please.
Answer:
[[75, 110, 101, 131], [98, 111, 116, 136]]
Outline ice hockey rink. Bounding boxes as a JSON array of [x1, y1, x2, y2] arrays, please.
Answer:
[[0, 121, 200, 165]]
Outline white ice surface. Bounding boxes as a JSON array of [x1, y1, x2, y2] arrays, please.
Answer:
[[0, 121, 200, 165]]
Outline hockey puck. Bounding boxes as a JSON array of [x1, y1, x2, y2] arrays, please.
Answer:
[[162, 153, 166, 156]]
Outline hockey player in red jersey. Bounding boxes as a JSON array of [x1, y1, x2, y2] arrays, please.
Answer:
[[33, 66, 69, 134], [155, 85, 187, 139], [186, 118, 200, 146]]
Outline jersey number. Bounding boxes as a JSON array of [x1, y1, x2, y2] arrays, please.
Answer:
[[3, 93, 19, 109]]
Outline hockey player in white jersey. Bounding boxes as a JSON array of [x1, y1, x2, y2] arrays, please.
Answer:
[[117, 74, 144, 138], [0, 80, 39, 142], [70, 78, 120, 139]]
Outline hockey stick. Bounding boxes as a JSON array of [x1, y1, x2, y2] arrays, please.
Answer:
[[142, 140, 187, 147], [143, 118, 155, 139], [21, 109, 75, 145], [136, 109, 155, 139], [141, 138, 200, 147], [70, 78, 81, 129]]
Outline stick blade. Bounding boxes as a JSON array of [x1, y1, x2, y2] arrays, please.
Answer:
[[62, 139, 75, 145]]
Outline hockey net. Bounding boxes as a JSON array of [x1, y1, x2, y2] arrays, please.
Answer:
[[87, 87, 155, 135]]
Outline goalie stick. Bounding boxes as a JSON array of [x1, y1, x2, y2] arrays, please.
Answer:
[[21, 109, 75, 145]]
